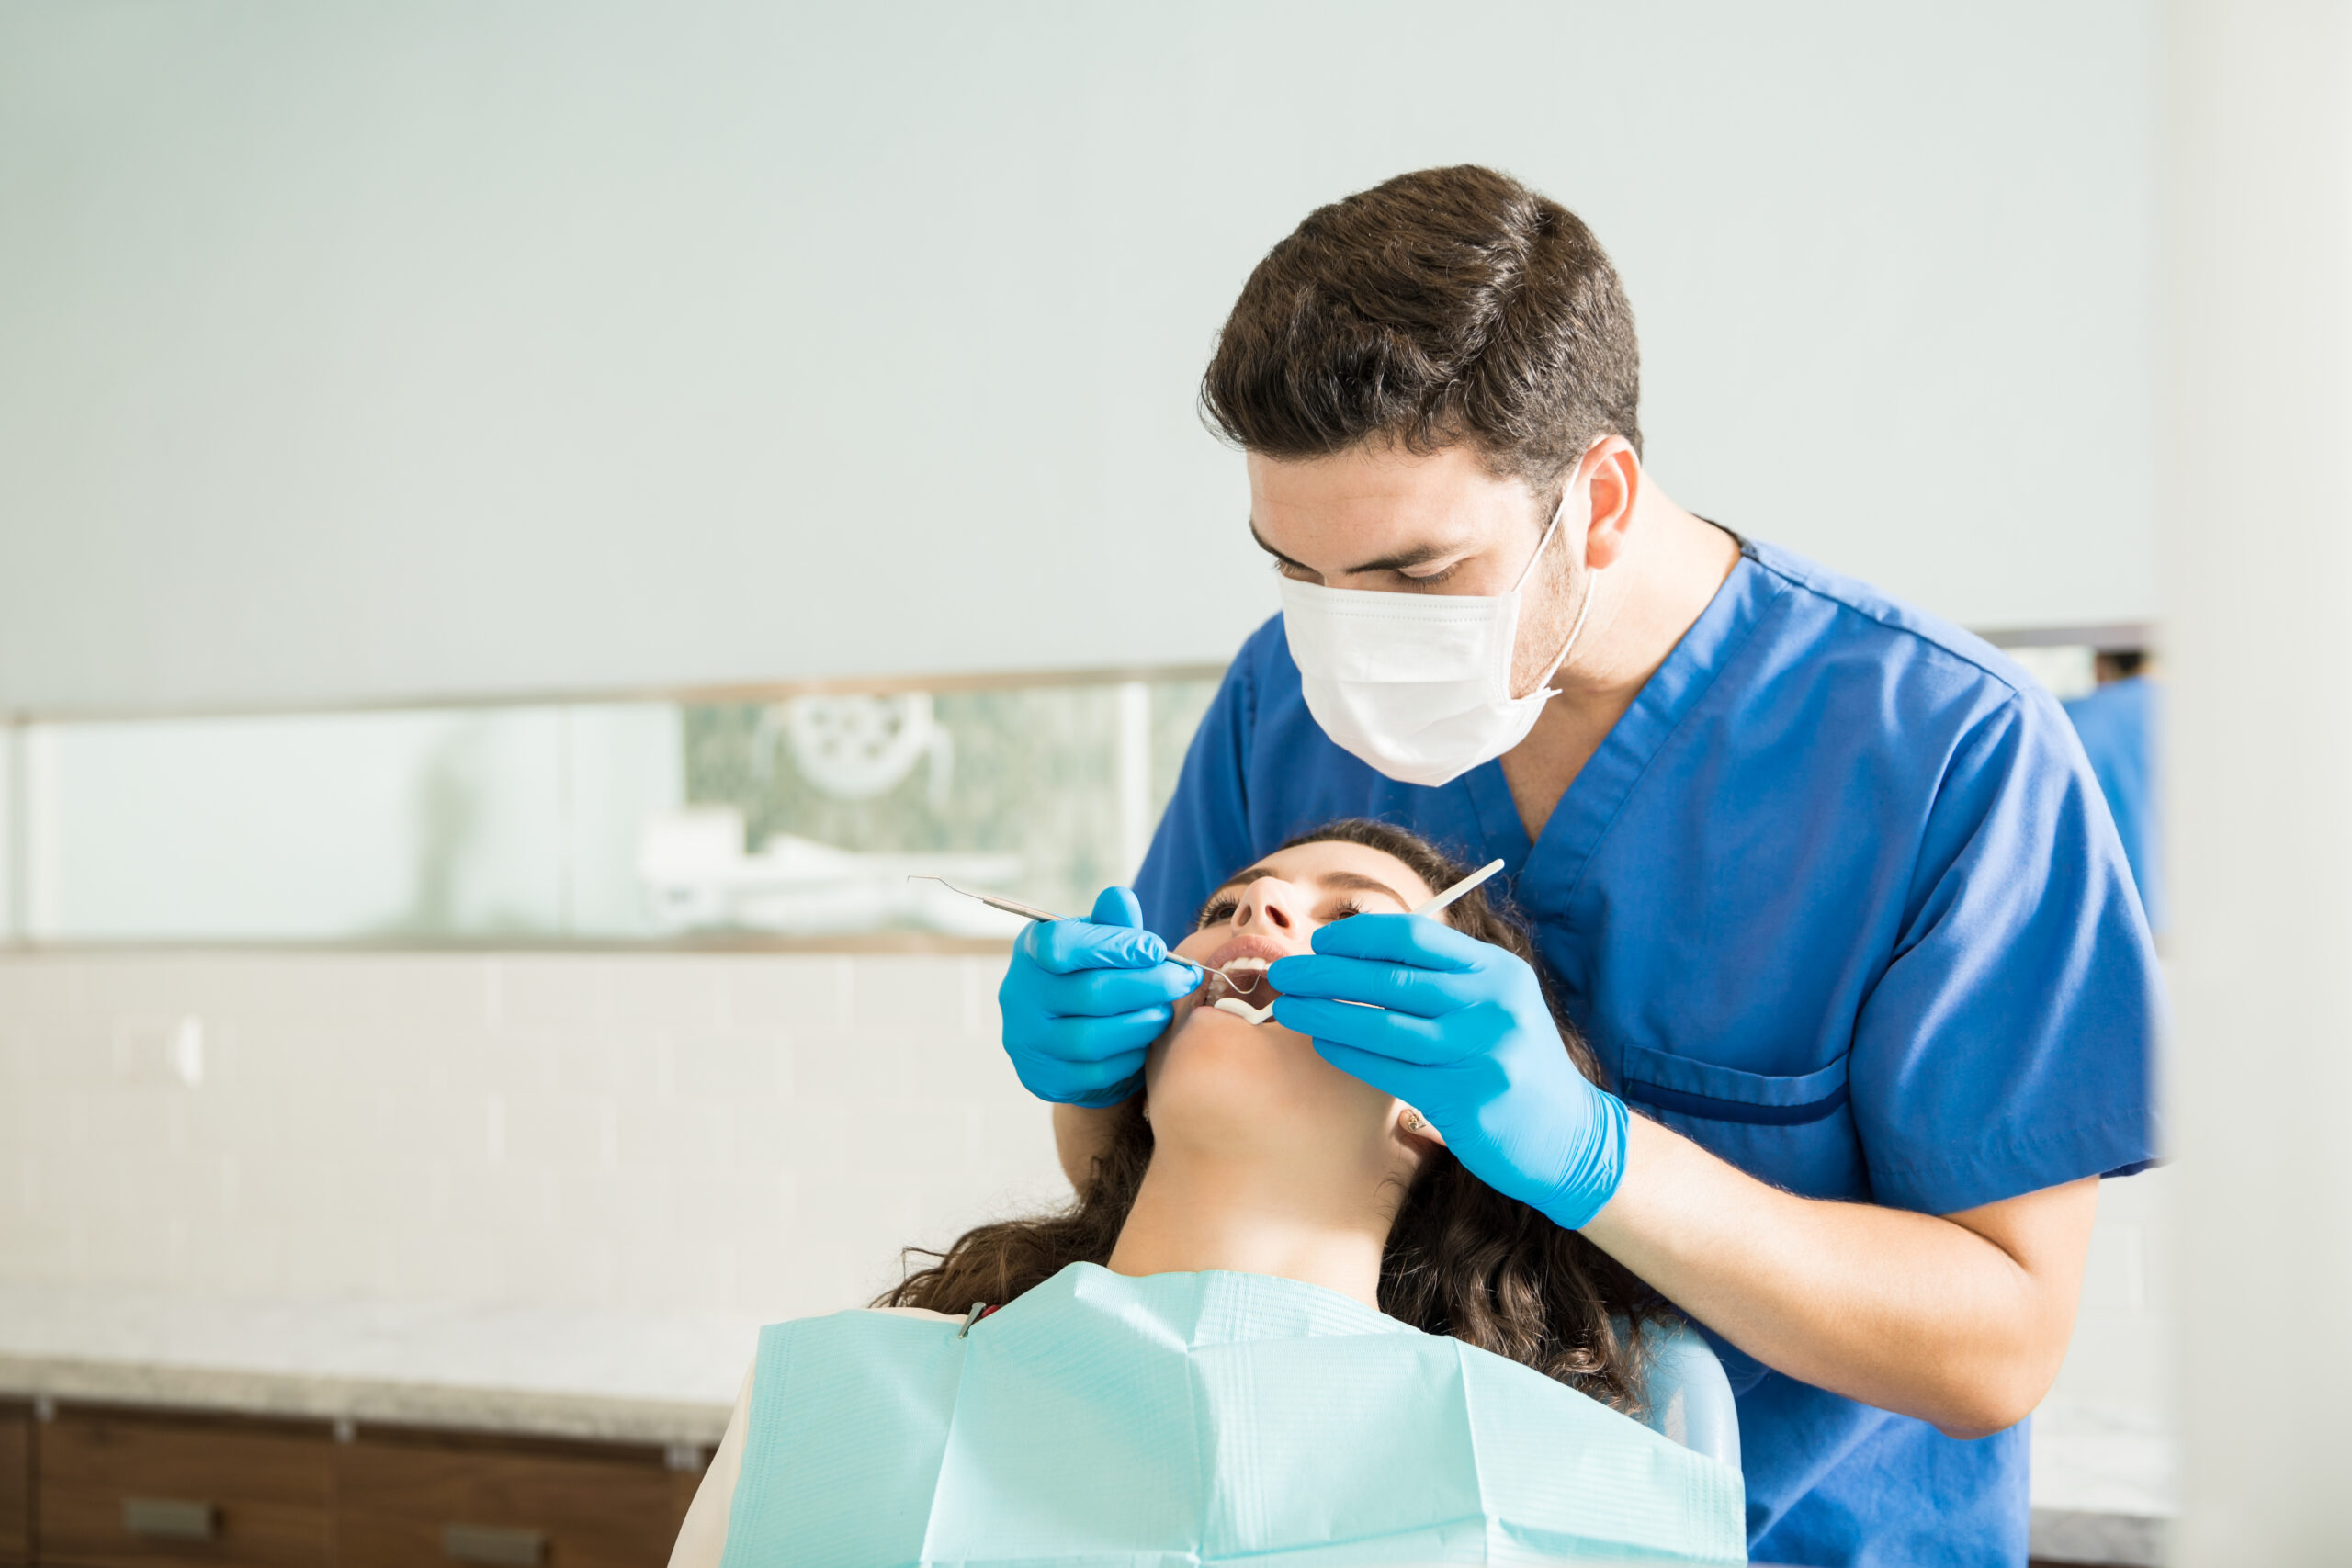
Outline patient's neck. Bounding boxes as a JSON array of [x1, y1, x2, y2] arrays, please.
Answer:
[[1103, 1133, 1397, 1310]]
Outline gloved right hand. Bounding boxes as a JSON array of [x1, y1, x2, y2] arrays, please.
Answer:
[[998, 886, 1200, 1107]]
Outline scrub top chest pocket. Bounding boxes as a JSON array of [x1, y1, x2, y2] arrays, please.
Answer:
[[1614, 1041, 1868, 1201]]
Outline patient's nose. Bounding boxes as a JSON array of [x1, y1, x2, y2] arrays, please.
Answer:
[[1233, 879, 1302, 934]]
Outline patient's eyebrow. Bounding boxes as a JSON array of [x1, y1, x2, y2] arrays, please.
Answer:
[[1317, 870, 1413, 906], [1203, 865, 1413, 909]]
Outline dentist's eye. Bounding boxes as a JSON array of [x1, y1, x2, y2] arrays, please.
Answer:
[[1398, 564, 1458, 590]]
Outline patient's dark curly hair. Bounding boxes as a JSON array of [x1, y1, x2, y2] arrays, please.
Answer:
[[880, 818, 1668, 1415]]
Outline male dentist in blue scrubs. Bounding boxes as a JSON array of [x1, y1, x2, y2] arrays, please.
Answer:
[[997, 165, 2159, 1568]]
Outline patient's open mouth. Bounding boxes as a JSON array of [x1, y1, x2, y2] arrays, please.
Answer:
[[1186, 935, 1295, 1024]]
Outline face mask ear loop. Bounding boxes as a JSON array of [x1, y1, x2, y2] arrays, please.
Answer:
[[1513, 476, 1593, 694], [1509, 479, 1577, 594]]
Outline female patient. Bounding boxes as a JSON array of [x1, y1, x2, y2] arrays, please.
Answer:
[[671, 820, 1743, 1566]]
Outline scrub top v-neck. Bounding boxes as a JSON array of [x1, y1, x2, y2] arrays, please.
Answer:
[[1136, 536, 2161, 1568]]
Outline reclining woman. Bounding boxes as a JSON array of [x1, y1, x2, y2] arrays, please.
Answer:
[[670, 820, 1744, 1566]]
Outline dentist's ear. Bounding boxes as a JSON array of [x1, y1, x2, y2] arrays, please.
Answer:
[[1578, 437, 1643, 571]]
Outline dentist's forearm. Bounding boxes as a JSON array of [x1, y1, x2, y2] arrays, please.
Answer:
[[1579, 1115, 2097, 1439]]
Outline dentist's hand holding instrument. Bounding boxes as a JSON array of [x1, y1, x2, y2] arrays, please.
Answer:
[[977, 884, 1201, 1108]]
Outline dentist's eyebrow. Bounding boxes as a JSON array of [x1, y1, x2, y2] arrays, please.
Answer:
[[1247, 519, 1460, 579]]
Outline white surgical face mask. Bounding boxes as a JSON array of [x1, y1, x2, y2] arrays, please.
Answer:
[[1278, 484, 1595, 788]]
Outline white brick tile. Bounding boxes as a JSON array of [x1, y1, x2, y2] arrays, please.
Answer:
[[612, 1234, 735, 1314], [177, 1213, 285, 1296], [430, 1030, 561, 1093], [673, 1170, 792, 1245], [549, 1034, 662, 1096], [791, 1030, 933, 1101], [671, 1032, 790, 1100], [494, 1229, 616, 1310], [846, 957, 974, 1032], [439, 1158, 559, 1231], [368, 958, 497, 1029], [725, 957, 851, 1031], [280, 1223, 391, 1299], [606, 959, 729, 1031], [502, 1094, 609, 1168], [0, 1209, 84, 1283], [553, 1165, 673, 1243], [616, 1096, 736, 1171], [336, 1155, 442, 1235], [368, 1090, 496, 1166], [78, 1205, 183, 1289], [492, 958, 612, 1029], [0, 959, 79, 1019], [381, 1222, 501, 1305], [961, 957, 1006, 1037], [11, 1021, 114, 1087]]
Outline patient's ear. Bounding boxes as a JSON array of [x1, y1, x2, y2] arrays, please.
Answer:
[[1393, 1104, 1445, 1155]]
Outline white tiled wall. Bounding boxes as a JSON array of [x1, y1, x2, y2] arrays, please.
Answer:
[[0, 951, 1069, 1322]]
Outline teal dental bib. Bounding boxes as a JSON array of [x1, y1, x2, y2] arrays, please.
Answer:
[[719, 1262, 1745, 1566]]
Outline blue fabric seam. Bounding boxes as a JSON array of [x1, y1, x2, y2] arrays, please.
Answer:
[[1629, 1078, 1851, 1126], [1745, 542, 2030, 703]]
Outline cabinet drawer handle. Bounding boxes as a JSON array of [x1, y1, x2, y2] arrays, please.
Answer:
[[123, 1496, 217, 1539], [441, 1522, 547, 1566]]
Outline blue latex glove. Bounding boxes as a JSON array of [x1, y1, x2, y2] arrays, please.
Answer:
[[998, 886, 1201, 1108], [1267, 914, 1629, 1229]]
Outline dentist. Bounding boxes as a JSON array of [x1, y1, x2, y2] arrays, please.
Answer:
[[997, 165, 2157, 1568]]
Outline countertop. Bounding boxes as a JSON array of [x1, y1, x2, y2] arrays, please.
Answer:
[[0, 1281, 750, 1450], [0, 1282, 2174, 1562]]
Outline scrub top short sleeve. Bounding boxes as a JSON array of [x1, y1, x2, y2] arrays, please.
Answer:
[[1135, 537, 2162, 1568]]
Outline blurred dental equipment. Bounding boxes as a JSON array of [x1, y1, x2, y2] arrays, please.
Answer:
[[1209, 858, 1509, 1026], [640, 809, 1026, 935]]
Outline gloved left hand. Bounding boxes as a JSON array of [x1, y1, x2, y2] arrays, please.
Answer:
[[1266, 914, 1628, 1230]]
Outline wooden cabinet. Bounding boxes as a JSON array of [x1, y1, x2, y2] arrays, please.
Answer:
[[335, 1430, 694, 1568], [0, 1404, 31, 1566], [19, 1404, 700, 1568], [37, 1410, 333, 1568]]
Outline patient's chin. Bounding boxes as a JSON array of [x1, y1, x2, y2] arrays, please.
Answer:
[[1145, 1003, 1370, 1136]]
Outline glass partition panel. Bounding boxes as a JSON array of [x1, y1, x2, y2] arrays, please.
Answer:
[[6, 672, 1220, 946]]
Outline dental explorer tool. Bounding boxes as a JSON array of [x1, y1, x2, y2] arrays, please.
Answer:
[[905, 875, 1067, 924], [1208, 858, 1510, 1025]]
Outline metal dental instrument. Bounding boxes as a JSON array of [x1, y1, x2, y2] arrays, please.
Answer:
[[906, 875, 1067, 924], [1415, 858, 1506, 916]]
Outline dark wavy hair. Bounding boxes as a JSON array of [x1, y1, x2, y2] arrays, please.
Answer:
[[1201, 164, 1641, 488], [879, 818, 1668, 1414]]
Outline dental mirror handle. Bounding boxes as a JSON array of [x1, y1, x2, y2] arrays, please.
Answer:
[[1414, 858, 1507, 917]]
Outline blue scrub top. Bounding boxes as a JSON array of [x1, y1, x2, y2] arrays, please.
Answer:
[[1136, 537, 2161, 1568], [2064, 675, 2163, 932]]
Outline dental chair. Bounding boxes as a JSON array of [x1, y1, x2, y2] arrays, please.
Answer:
[[1636, 1320, 1743, 1472]]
